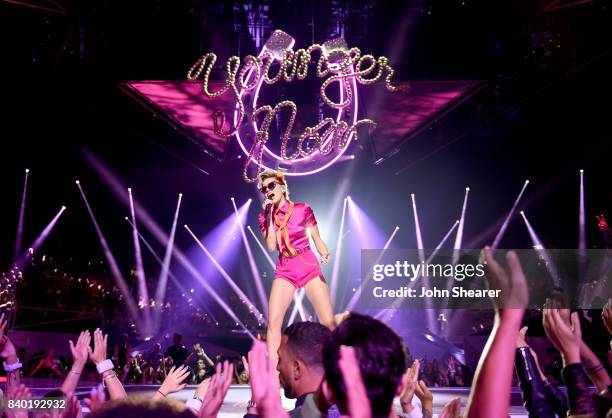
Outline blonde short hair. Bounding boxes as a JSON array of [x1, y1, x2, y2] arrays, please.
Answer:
[[258, 169, 289, 199]]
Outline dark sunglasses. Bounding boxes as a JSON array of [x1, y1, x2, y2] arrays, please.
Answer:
[[259, 181, 281, 194]]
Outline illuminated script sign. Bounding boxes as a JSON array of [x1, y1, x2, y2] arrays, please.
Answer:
[[187, 30, 402, 182]]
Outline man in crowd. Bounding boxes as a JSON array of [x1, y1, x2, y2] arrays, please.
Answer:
[[165, 333, 189, 367], [245, 321, 337, 418], [321, 312, 409, 418]]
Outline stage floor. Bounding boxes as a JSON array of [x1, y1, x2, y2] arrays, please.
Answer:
[[21, 379, 529, 417]]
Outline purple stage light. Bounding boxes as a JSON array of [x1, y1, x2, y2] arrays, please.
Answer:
[[128, 187, 152, 335], [452, 187, 470, 264], [13, 168, 30, 264], [232, 198, 268, 317], [346, 197, 386, 249], [84, 150, 254, 338], [184, 224, 266, 324], [411, 193, 426, 263], [492, 180, 529, 250], [520, 211, 561, 287], [77, 182, 143, 333], [14, 205, 66, 271], [153, 193, 183, 331]]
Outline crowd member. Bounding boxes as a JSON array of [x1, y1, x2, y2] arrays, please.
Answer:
[[144, 343, 164, 383], [165, 333, 189, 367], [321, 312, 408, 418], [249, 321, 335, 418], [112, 334, 132, 370]]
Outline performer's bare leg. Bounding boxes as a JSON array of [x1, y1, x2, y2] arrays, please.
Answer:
[[267, 278, 296, 368], [304, 277, 336, 330]]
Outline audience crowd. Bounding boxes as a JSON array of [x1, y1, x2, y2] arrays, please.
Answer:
[[1, 248, 611, 417]]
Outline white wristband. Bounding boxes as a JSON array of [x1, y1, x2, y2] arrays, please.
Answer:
[[96, 359, 114, 374], [3, 361, 23, 372]]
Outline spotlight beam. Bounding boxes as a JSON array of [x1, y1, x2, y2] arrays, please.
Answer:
[[247, 225, 308, 321], [125, 215, 218, 323], [520, 211, 561, 287], [83, 150, 254, 338], [185, 224, 266, 324], [13, 169, 30, 264], [232, 198, 268, 317], [128, 188, 151, 334], [14, 205, 66, 271], [77, 182, 143, 332], [411, 194, 425, 263], [452, 187, 470, 264], [330, 197, 348, 303], [492, 181, 529, 250], [154, 193, 183, 330]]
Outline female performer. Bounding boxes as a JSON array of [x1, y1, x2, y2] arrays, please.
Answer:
[[258, 169, 336, 366]]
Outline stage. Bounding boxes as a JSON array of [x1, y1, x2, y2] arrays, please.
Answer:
[[21, 379, 530, 417]]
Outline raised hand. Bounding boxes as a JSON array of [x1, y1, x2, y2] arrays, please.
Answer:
[[158, 365, 190, 397], [543, 308, 582, 366], [0, 313, 17, 361], [516, 326, 529, 348], [6, 383, 31, 400], [88, 328, 108, 365], [200, 360, 234, 418], [440, 397, 462, 418], [60, 395, 83, 418], [483, 248, 529, 312], [84, 384, 107, 412], [415, 380, 434, 418], [338, 345, 371, 418], [400, 359, 420, 413], [5, 383, 31, 418], [603, 298, 612, 335], [248, 340, 287, 418], [70, 331, 91, 367]]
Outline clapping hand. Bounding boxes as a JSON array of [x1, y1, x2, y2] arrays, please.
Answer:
[[69, 331, 91, 367], [543, 304, 582, 365], [200, 361, 234, 418]]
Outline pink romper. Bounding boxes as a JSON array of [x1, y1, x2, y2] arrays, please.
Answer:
[[258, 201, 325, 288]]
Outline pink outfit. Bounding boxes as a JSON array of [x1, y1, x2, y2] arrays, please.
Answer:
[[258, 201, 325, 288]]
